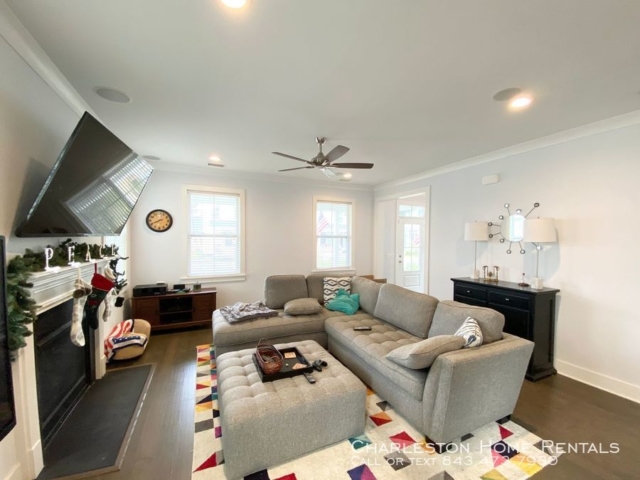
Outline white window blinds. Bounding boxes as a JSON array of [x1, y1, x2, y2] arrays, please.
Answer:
[[188, 190, 242, 277], [315, 200, 353, 269]]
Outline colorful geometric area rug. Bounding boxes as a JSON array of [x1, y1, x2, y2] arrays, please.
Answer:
[[193, 345, 561, 480]]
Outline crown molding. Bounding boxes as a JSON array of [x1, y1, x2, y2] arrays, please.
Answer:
[[151, 161, 375, 192], [375, 109, 640, 192], [0, 0, 94, 118]]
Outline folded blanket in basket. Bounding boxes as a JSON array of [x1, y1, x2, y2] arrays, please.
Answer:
[[220, 301, 279, 324]]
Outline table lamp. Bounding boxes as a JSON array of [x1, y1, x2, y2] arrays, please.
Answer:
[[464, 222, 489, 279], [523, 218, 557, 289]]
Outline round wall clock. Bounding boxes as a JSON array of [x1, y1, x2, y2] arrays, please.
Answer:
[[145, 209, 173, 232]]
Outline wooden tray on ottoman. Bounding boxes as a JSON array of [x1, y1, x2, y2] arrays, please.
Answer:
[[252, 347, 313, 382]]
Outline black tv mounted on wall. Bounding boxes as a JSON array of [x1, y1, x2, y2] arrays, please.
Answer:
[[16, 112, 153, 237], [0, 236, 17, 442]]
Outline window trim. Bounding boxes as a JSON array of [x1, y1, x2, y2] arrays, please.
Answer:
[[312, 196, 355, 272], [182, 184, 246, 281]]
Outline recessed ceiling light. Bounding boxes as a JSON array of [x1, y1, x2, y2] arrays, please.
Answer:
[[142, 155, 161, 161], [209, 155, 222, 163], [342, 173, 353, 179], [94, 87, 131, 103], [509, 96, 533, 109], [221, 0, 246, 8]]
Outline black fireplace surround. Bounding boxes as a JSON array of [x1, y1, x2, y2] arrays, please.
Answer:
[[35, 299, 94, 446]]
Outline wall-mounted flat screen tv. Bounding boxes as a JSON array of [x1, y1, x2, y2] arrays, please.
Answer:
[[16, 112, 153, 237], [0, 236, 17, 442]]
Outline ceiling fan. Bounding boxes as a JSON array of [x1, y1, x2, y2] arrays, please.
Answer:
[[272, 137, 373, 178]]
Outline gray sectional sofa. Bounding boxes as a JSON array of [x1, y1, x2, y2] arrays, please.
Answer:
[[212, 273, 534, 445]]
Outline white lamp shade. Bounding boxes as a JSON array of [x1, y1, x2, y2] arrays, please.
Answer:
[[524, 218, 557, 243], [464, 222, 489, 241]]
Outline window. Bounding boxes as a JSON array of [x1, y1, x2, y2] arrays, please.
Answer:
[[185, 186, 245, 279], [314, 198, 353, 270], [398, 204, 425, 218]]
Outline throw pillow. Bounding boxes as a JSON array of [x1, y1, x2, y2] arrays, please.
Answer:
[[454, 317, 483, 348], [284, 298, 323, 316], [325, 289, 360, 315], [386, 335, 465, 369], [323, 277, 352, 303]]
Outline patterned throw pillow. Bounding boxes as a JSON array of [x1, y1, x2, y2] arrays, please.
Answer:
[[454, 317, 483, 348], [323, 277, 351, 303]]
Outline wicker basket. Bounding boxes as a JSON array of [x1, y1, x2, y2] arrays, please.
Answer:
[[255, 339, 283, 374]]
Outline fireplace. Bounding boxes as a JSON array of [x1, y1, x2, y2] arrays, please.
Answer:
[[34, 299, 95, 446]]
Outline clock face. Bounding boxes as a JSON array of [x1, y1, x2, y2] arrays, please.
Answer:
[[146, 209, 173, 232]]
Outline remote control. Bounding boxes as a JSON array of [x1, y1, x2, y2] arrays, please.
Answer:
[[353, 326, 372, 331], [313, 359, 327, 370], [303, 372, 316, 384]]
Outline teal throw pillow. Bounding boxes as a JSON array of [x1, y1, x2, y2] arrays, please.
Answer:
[[326, 289, 360, 315]]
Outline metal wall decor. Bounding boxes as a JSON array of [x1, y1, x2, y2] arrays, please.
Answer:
[[489, 202, 540, 254]]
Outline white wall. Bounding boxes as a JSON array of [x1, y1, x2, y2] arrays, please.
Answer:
[[130, 168, 374, 307], [376, 118, 640, 403]]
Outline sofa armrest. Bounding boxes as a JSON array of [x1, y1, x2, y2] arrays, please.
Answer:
[[422, 333, 533, 444]]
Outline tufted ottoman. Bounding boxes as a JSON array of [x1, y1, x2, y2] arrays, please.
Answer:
[[217, 340, 366, 479]]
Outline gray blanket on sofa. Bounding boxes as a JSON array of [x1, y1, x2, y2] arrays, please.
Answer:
[[220, 301, 279, 324]]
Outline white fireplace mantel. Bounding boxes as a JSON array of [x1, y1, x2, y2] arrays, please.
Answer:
[[28, 258, 114, 315]]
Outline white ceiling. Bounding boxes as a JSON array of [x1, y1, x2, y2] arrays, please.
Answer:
[[7, 0, 640, 185]]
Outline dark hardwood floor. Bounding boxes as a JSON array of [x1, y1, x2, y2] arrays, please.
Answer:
[[95, 327, 213, 480], [514, 375, 640, 479], [95, 328, 640, 480]]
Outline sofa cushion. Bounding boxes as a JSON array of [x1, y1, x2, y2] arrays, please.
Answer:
[[429, 301, 504, 344], [323, 277, 352, 303], [325, 315, 428, 400], [284, 298, 323, 316], [351, 276, 382, 315], [306, 271, 355, 303], [386, 335, 465, 369], [454, 317, 483, 347], [264, 275, 309, 309], [326, 290, 360, 315], [213, 309, 326, 349], [373, 284, 438, 339]]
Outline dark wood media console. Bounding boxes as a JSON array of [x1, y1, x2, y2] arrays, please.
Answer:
[[131, 288, 216, 331], [451, 277, 559, 381]]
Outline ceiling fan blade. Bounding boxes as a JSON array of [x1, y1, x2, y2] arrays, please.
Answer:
[[332, 163, 374, 169], [278, 166, 315, 172], [272, 152, 311, 164], [321, 168, 337, 178], [325, 145, 350, 163]]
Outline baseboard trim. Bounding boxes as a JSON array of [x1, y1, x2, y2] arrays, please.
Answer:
[[556, 359, 640, 404]]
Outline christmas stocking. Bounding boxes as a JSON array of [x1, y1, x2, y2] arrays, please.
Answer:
[[84, 273, 115, 330], [71, 278, 92, 347], [102, 288, 117, 323]]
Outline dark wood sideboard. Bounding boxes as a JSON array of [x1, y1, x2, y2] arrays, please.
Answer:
[[131, 288, 216, 331], [451, 277, 559, 381]]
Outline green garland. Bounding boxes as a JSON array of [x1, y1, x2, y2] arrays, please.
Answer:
[[6, 239, 119, 359]]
